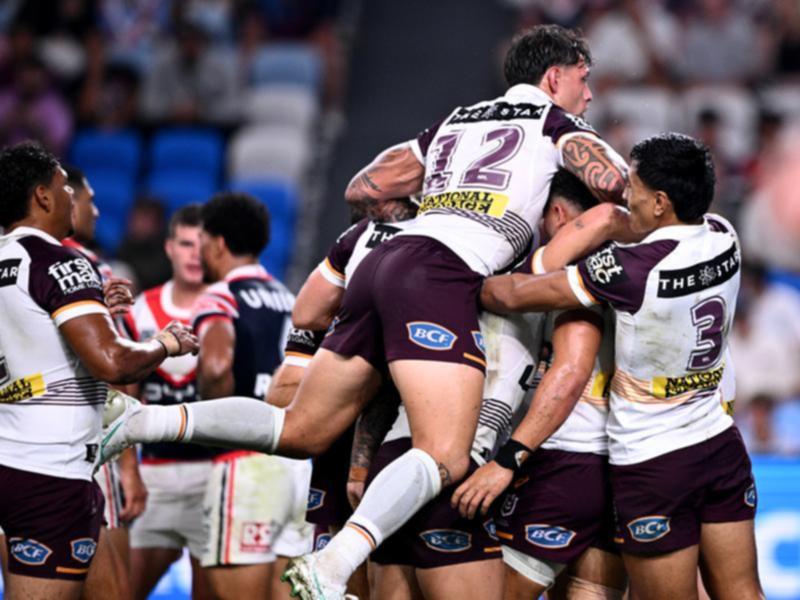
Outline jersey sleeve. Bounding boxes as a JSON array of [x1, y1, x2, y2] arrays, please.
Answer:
[[191, 283, 238, 333], [318, 218, 370, 288], [283, 327, 326, 368], [408, 118, 444, 163], [543, 106, 598, 150], [21, 238, 108, 326], [566, 240, 678, 313]]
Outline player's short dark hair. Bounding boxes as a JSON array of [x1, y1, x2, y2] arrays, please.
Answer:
[[0, 141, 60, 228], [168, 203, 202, 238], [545, 168, 598, 213], [630, 133, 716, 223], [64, 164, 86, 190], [504, 25, 591, 87], [201, 192, 269, 257]]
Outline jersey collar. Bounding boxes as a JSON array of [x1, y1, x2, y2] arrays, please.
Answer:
[[224, 263, 271, 282], [639, 221, 708, 244], [4, 225, 61, 245], [504, 84, 554, 104]]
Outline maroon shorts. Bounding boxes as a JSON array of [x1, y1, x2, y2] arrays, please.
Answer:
[[611, 425, 755, 555], [306, 426, 355, 530], [0, 464, 105, 580], [493, 449, 614, 565], [367, 439, 501, 569], [322, 236, 486, 373]]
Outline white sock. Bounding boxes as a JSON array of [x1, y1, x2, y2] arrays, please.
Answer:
[[316, 448, 441, 584], [131, 398, 285, 453]]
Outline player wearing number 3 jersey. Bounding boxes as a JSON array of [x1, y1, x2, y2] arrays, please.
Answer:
[[481, 133, 763, 600]]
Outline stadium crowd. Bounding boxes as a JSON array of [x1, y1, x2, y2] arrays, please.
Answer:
[[0, 1, 797, 600]]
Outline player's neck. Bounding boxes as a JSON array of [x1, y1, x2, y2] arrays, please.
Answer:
[[7, 216, 65, 240], [218, 255, 259, 280], [170, 278, 205, 309]]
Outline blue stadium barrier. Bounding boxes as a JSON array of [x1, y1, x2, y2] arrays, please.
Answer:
[[70, 129, 142, 175], [251, 43, 322, 93], [149, 129, 224, 180]]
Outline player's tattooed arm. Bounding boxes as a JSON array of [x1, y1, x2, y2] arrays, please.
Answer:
[[481, 271, 584, 314], [345, 142, 424, 216], [561, 134, 627, 205]]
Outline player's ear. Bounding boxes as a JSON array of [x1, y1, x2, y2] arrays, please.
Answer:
[[31, 183, 53, 213], [653, 190, 670, 218], [543, 66, 560, 95]]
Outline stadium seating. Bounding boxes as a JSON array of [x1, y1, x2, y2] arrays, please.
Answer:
[[242, 85, 319, 133], [250, 43, 323, 93], [70, 129, 142, 175], [680, 85, 757, 160], [145, 171, 218, 213], [228, 124, 311, 183], [230, 178, 299, 279]]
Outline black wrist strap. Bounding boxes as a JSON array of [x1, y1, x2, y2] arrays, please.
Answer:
[[494, 439, 533, 473]]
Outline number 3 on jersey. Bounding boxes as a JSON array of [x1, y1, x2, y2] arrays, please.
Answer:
[[424, 126, 525, 193], [687, 296, 726, 371]]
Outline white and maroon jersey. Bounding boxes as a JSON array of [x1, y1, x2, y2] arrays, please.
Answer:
[[0, 227, 109, 480], [122, 281, 216, 463], [565, 214, 740, 465], [401, 84, 599, 276]]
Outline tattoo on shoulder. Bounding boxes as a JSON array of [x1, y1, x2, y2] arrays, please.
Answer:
[[562, 137, 625, 204]]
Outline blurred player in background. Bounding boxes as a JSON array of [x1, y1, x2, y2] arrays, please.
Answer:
[[63, 165, 147, 600], [480, 134, 762, 600], [120, 205, 214, 600], [189, 193, 313, 600], [0, 141, 197, 600]]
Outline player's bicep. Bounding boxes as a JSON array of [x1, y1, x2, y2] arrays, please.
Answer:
[[550, 310, 603, 377], [293, 268, 345, 331], [197, 318, 235, 384], [559, 133, 627, 204], [60, 312, 128, 379], [481, 271, 583, 314], [344, 142, 424, 206]]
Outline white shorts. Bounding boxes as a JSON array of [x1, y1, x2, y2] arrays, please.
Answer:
[[95, 461, 124, 529], [130, 461, 212, 559], [201, 452, 313, 567]]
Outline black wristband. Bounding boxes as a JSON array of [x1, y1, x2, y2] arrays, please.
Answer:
[[155, 338, 170, 358], [494, 439, 532, 473]]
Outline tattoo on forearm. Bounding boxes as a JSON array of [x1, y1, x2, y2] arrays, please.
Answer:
[[350, 393, 400, 471], [562, 137, 626, 204], [361, 172, 381, 192], [438, 462, 453, 487]]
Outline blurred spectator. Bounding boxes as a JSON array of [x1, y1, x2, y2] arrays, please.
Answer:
[[0, 56, 73, 154], [116, 197, 172, 290], [176, 0, 235, 43], [772, 0, 800, 78], [141, 20, 240, 125], [98, 0, 173, 72], [737, 394, 777, 454], [0, 21, 37, 86], [78, 62, 141, 128], [694, 107, 747, 218], [674, 0, 764, 84], [730, 262, 800, 403]]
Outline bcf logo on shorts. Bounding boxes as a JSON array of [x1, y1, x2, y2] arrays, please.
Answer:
[[744, 483, 757, 508], [524, 525, 576, 549], [9, 538, 52, 565], [627, 516, 671, 542], [419, 529, 472, 553], [307, 488, 325, 511], [407, 322, 457, 351], [315, 533, 332, 551], [70, 538, 97, 563], [240, 522, 272, 553]]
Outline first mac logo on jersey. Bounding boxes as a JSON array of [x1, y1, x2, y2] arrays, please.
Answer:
[[47, 257, 101, 295], [407, 322, 457, 351]]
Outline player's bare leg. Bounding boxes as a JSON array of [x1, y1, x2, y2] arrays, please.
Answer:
[[5, 573, 83, 600], [81, 528, 130, 600], [622, 545, 699, 600], [272, 557, 291, 599], [503, 562, 549, 599], [347, 563, 370, 599], [698, 521, 763, 600], [370, 563, 423, 600], [416, 558, 504, 600], [0, 534, 7, 583], [130, 547, 181, 600], [555, 548, 626, 599], [207, 563, 272, 600]]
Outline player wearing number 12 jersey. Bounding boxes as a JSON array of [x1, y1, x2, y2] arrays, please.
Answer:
[[481, 133, 763, 599]]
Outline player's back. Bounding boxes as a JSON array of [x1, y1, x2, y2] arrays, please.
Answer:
[[568, 215, 740, 465], [403, 84, 596, 276]]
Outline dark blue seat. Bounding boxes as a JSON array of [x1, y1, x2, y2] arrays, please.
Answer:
[[145, 171, 217, 213], [70, 129, 142, 175], [251, 43, 322, 94], [149, 128, 224, 181]]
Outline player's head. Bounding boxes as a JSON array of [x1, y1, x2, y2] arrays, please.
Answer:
[[504, 24, 592, 116], [627, 133, 715, 233], [64, 165, 98, 243], [0, 141, 73, 239], [542, 168, 598, 239], [166, 203, 203, 287], [199, 192, 270, 282]]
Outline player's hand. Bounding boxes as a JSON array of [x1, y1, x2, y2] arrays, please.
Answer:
[[155, 321, 199, 356], [103, 277, 134, 316], [118, 450, 148, 522], [451, 461, 514, 520], [346, 480, 365, 510]]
